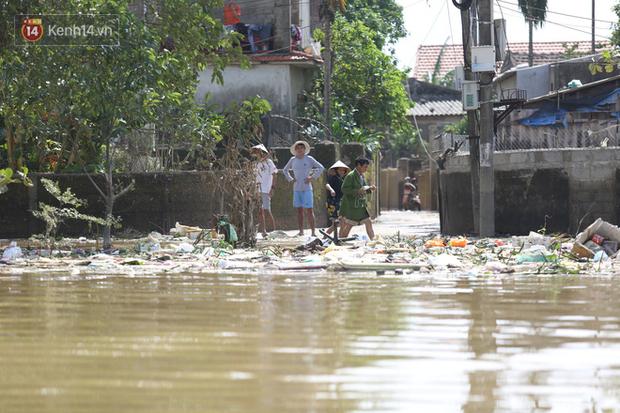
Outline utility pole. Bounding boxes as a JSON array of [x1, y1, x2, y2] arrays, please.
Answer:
[[528, 19, 533, 66], [592, 0, 596, 53], [460, 2, 480, 234], [478, 0, 495, 237]]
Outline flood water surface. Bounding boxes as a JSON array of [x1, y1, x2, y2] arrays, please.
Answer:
[[1, 271, 620, 412]]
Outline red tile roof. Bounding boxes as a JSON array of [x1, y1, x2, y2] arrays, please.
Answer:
[[414, 41, 610, 79]]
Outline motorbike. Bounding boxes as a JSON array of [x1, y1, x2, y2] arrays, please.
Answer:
[[406, 193, 422, 211]]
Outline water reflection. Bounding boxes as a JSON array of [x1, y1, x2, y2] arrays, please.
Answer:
[[0, 272, 620, 412]]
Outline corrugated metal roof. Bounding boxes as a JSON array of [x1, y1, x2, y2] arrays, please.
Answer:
[[408, 100, 464, 117]]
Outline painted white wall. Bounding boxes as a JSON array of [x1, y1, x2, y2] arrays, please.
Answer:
[[196, 64, 293, 115]]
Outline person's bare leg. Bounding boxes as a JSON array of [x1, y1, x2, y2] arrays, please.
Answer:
[[364, 220, 375, 240], [266, 210, 276, 232], [339, 221, 352, 237], [306, 208, 316, 237], [258, 208, 266, 236], [296, 208, 304, 235]]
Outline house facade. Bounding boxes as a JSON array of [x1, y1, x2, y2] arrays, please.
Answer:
[[414, 41, 610, 88], [195, 0, 323, 146], [495, 74, 620, 151], [406, 79, 464, 154]]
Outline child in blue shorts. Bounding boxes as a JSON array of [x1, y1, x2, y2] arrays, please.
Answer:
[[283, 140, 325, 236]]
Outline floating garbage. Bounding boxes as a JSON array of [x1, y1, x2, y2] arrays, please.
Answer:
[[2, 241, 22, 261], [573, 218, 620, 259], [3, 215, 620, 276], [175, 243, 195, 254], [424, 238, 446, 248], [448, 237, 467, 248], [170, 222, 203, 239], [428, 253, 462, 268]]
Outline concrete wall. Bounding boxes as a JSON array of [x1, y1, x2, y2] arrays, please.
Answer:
[[0, 142, 383, 239], [196, 64, 318, 144], [410, 115, 463, 153], [516, 64, 549, 100], [380, 168, 400, 210], [441, 148, 620, 235], [197, 65, 292, 114], [550, 60, 618, 91], [0, 172, 329, 239]]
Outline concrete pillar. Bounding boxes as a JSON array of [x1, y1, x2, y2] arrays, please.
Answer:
[[274, 0, 291, 52], [312, 140, 339, 170], [408, 157, 423, 178], [340, 142, 365, 168], [272, 147, 292, 169], [397, 158, 409, 179]]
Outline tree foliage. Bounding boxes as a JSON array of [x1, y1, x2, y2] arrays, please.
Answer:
[[344, 0, 406, 48], [0, 0, 243, 172], [517, 0, 548, 27], [612, 2, 620, 47], [303, 18, 413, 150], [32, 178, 109, 239]]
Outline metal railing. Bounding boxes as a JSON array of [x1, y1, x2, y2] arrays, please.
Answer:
[[437, 122, 620, 156]]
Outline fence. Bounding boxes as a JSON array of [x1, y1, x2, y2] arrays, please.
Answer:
[[496, 122, 620, 151], [437, 120, 620, 155]]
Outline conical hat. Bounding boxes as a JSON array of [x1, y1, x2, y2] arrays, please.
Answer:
[[329, 160, 351, 171], [251, 144, 268, 153]]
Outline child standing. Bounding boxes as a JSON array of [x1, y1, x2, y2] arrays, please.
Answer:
[[252, 144, 277, 237], [283, 140, 325, 237], [325, 161, 350, 234]]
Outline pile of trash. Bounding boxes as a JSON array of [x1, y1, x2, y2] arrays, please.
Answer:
[[2, 220, 620, 276]]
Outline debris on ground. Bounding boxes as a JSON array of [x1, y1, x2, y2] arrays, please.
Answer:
[[572, 218, 620, 259], [2, 219, 620, 276]]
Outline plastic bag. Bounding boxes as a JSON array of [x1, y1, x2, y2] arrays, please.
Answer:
[[2, 241, 22, 261]]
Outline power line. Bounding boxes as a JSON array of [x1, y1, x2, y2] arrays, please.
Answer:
[[406, 0, 446, 68], [494, 0, 511, 52], [497, 0, 616, 24], [445, 0, 455, 45], [499, 4, 613, 40], [402, 0, 430, 9]]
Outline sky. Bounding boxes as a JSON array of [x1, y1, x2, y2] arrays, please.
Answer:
[[393, 0, 618, 72]]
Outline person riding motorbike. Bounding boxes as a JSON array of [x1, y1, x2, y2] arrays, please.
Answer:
[[402, 176, 421, 211]]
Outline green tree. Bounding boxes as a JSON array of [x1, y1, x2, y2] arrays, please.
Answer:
[[0, 0, 243, 248], [612, 2, 620, 46], [517, 0, 548, 66], [344, 0, 406, 49], [321, 0, 347, 138], [304, 18, 413, 151]]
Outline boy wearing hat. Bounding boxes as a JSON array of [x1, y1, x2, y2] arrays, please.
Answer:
[[283, 140, 325, 237], [325, 160, 350, 234], [252, 144, 277, 237], [339, 157, 376, 240]]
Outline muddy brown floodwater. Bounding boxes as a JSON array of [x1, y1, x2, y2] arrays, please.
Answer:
[[1, 270, 620, 412]]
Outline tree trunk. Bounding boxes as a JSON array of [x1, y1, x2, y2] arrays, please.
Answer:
[[6, 126, 16, 170], [103, 140, 114, 250], [323, 17, 333, 139], [103, 199, 113, 250]]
